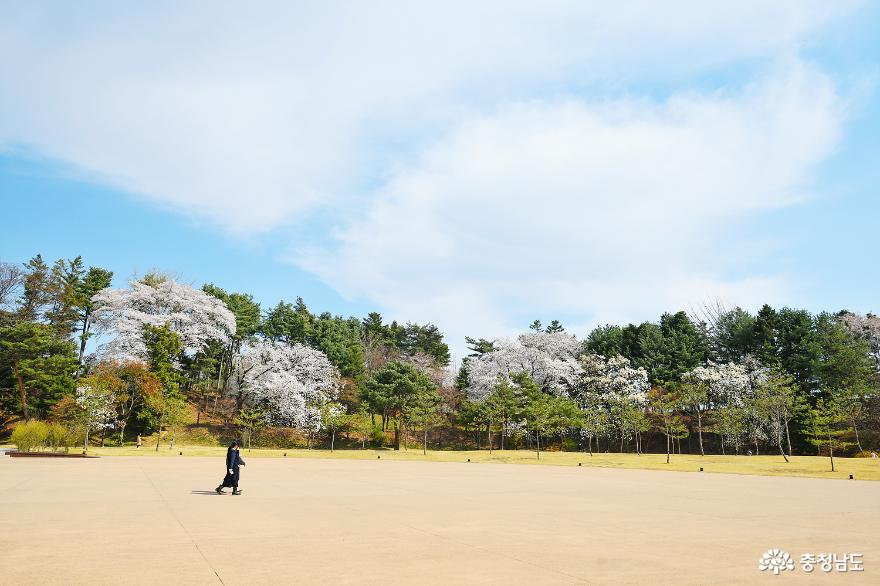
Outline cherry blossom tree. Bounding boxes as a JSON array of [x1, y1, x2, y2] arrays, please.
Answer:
[[75, 384, 116, 452], [575, 354, 649, 452], [232, 340, 339, 432], [577, 354, 649, 404], [838, 311, 880, 367], [91, 278, 237, 361], [465, 331, 582, 400], [682, 360, 758, 407]]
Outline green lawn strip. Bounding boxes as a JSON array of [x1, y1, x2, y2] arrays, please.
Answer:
[[74, 446, 880, 481]]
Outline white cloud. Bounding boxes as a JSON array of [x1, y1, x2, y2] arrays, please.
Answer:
[[297, 64, 842, 347], [0, 1, 856, 348]]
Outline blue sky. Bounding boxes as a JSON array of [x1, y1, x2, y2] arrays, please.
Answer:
[[1, 2, 878, 355]]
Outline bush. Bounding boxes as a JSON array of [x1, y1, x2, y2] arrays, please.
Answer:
[[46, 423, 76, 452], [561, 438, 578, 452], [11, 420, 49, 452]]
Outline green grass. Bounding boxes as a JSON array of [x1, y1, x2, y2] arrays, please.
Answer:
[[62, 444, 880, 481]]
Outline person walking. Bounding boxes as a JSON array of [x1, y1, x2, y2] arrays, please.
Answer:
[[216, 441, 246, 495], [136, 435, 142, 449]]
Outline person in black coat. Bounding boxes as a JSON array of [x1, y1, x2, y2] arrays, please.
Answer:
[[216, 441, 246, 495]]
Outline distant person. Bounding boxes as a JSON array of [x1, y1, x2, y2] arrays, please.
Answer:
[[216, 441, 246, 495], [169, 437, 174, 450], [872, 452, 877, 459], [136, 435, 142, 449]]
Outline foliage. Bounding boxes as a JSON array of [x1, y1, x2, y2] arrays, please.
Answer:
[[0, 320, 78, 419], [806, 398, 854, 472], [232, 339, 338, 428], [46, 422, 77, 452], [92, 278, 236, 361], [236, 406, 268, 450], [11, 420, 49, 452], [361, 361, 437, 449], [465, 331, 582, 400]]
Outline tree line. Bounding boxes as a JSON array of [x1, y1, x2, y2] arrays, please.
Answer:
[[1, 253, 877, 465]]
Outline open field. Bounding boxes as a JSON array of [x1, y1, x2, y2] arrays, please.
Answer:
[[1, 454, 878, 584], [16, 444, 880, 481]]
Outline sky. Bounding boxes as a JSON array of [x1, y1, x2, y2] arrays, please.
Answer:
[[1, 1, 878, 359]]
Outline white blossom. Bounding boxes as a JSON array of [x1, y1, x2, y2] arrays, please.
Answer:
[[838, 311, 880, 364], [682, 360, 761, 407], [76, 385, 116, 430], [465, 331, 582, 400], [92, 279, 237, 361], [577, 353, 649, 404], [233, 340, 339, 428]]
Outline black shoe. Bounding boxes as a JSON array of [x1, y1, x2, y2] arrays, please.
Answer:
[[232, 489, 242, 495], [215, 486, 225, 494]]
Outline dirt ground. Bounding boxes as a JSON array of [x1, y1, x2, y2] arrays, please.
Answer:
[[1, 455, 877, 584]]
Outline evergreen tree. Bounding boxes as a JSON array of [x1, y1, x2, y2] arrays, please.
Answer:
[[0, 321, 77, 420], [584, 324, 624, 357], [711, 307, 755, 362], [545, 320, 565, 333], [753, 304, 780, 366]]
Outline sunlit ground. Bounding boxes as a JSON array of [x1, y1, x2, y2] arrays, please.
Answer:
[[2, 454, 878, 584]]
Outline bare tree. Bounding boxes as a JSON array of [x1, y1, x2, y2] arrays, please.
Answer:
[[0, 261, 24, 308], [688, 297, 728, 333]]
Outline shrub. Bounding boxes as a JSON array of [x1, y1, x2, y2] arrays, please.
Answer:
[[46, 423, 76, 452], [11, 420, 49, 452], [561, 438, 578, 452]]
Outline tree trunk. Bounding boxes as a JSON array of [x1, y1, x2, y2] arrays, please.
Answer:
[[331, 429, 335, 452], [119, 422, 126, 447], [84, 425, 90, 453], [393, 422, 400, 450], [78, 312, 91, 366], [828, 434, 835, 472], [721, 435, 725, 456], [852, 417, 863, 453], [696, 409, 704, 456], [535, 430, 540, 459], [13, 363, 28, 421], [100, 426, 106, 447], [777, 434, 789, 463], [488, 423, 492, 455], [784, 418, 793, 457], [423, 424, 428, 455], [666, 429, 670, 464]]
